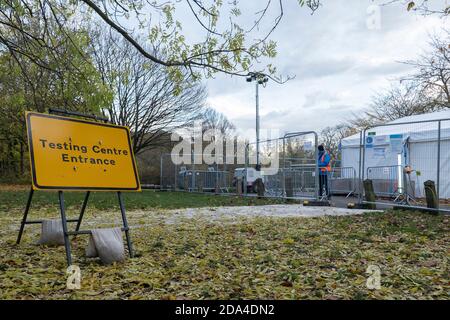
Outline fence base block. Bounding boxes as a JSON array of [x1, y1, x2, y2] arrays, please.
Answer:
[[347, 202, 372, 209], [303, 200, 331, 207]]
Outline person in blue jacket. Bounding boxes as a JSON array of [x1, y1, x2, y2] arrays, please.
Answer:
[[318, 144, 331, 199]]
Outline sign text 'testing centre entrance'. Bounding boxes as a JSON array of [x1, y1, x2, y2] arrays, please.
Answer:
[[26, 112, 141, 191]]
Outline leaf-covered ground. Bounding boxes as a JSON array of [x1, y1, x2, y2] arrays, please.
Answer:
[[0, 203, 448, 300]]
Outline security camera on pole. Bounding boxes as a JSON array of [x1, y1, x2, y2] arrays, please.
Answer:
[[246, 72, 268, 171]]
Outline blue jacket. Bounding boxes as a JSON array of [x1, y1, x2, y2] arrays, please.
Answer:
[[318, 151, 331, 174]]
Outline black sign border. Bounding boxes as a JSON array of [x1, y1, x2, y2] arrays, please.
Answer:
[[26, 112, 141, 191]]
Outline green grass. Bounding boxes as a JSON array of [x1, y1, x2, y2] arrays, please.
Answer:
[[0, 189, 284, 212]]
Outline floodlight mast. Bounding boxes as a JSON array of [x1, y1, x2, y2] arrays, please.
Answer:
[[246, 72, 268, 170]]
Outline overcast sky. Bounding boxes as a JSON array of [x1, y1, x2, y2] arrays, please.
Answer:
[[200, 0, 447, 140]]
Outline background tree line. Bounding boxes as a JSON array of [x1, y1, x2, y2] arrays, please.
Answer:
[[0, 1, 447, 181], [0, 11, 235, 183]]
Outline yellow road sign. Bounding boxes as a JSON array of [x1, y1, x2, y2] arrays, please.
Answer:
[[26, 112, 141, 191]]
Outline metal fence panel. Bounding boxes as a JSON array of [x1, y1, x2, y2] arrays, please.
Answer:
[[160, 153, 179, 190], [355, 117, 449, 213], [245, 131, 319, 200], [366, 165, 402, 198], [159, 131, 321, 201], [160, 153, 235, 193], [330, 166, 357, 198]]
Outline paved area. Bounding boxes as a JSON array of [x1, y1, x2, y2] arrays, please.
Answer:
[[1, 202, 382, 237], [168, 204, 381, 222], [331, 195, 450, 214], [331, 196, 393, 210]]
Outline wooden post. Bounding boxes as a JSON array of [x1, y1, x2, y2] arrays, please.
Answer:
[[184, 175, 189, 191], [285, 177, 293, 202], [255, 178, 265, 199], [236, 177, 243, 195], [197, 173, 203, 192], [215, 174, 220, 194], [363, 179, 376, 210], [424, 180, 438, 213]]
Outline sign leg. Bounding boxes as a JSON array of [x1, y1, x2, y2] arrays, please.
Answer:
[[58, 191, 72, 266], [17, 187, 34, 244], [117, 192, 134, 258], [75, 191, 90, 232]]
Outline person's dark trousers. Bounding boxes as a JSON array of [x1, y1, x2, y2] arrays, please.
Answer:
[[319, 172, 330, 199]]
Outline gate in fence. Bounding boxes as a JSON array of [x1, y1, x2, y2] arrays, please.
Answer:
[[339, 114, 450, 213], [245, 131, 320, 200]]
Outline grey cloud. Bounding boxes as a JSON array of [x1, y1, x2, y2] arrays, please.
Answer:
[[203, 0, 445, 134], [282, 58, 356, 80], [302, 91, 340, 109]]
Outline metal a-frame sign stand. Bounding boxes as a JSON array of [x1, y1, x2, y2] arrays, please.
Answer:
[[16, 109, 134, 266]]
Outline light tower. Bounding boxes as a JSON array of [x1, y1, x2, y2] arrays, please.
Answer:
[[246, 72, 268, 169]]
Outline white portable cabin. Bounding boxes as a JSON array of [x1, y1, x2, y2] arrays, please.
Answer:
[[340, 110, 450, 199]]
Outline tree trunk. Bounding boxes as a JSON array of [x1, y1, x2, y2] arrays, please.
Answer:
[[20, 141, 24, 176], [184, 175, 190, 191], [197, 173, 203, 193], [236, 177, 243, 195]]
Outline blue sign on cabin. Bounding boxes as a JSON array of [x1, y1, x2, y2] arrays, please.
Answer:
[[365, 136, 374, 148]]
